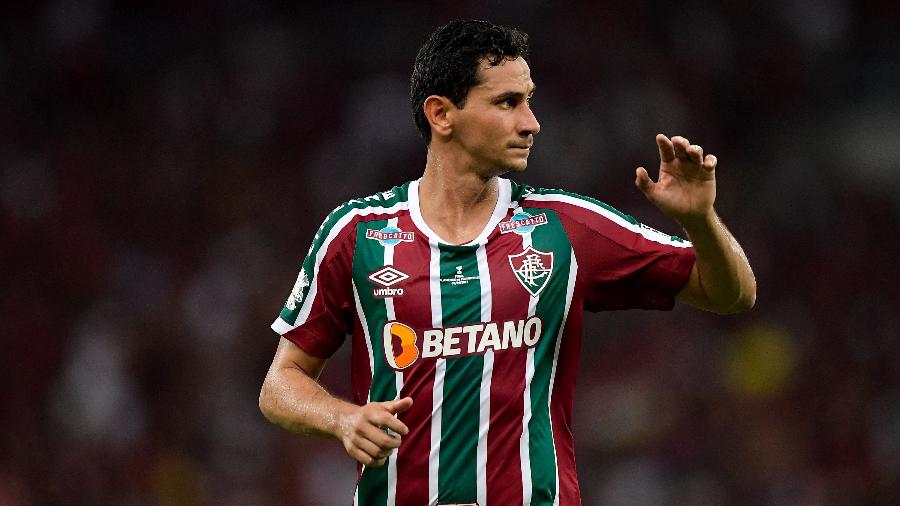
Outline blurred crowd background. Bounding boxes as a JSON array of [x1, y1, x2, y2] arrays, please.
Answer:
[[3, 1, 900, 504]]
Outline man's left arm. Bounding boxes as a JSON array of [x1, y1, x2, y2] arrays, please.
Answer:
[[635, 134, 756, 314]]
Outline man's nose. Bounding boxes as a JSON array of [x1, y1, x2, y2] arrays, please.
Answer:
[[519, 103, 540, 136]]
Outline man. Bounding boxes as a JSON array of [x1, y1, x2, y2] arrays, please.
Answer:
[[259, 19, 755, 506]]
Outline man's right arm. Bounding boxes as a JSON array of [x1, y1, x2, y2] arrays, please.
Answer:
[[259, 337, 413, 467]]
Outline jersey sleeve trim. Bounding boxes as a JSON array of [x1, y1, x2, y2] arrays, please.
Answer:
[[523, 190, 692, 249], [270, 199, 410, 335], [281, 325, 344, 358]]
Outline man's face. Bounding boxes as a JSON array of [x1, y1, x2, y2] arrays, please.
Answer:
[[451, 56, 540, 175]]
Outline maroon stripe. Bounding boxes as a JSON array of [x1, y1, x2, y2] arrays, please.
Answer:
[[350, 309, 370, 489], [350, 310, 373, 407], [283, 221, 358, 358], [550, 281, 585, 505], [391, 212, 435, 506], [485, 229, 531, 504]]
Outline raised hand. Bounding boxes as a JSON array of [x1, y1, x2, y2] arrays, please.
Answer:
[[338, 397, 413, 467], [635, 134, 717, 226]]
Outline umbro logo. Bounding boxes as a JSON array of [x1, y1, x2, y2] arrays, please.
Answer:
[[368, 266, 409, 298]]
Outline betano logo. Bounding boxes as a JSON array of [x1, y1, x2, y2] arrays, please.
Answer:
[[382, 317, 543, 370]]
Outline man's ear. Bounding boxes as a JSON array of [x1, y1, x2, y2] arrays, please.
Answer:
[[423, 95, 455, 140]]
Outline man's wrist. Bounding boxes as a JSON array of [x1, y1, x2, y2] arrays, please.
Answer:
[[324, 397, 355, 440], [677, 210, 718, 240], [675, 209, 719, 236]]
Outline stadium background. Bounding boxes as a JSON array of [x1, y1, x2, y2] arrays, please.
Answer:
[[3, 1, 900, 504]]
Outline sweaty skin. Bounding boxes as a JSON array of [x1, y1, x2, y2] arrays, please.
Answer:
[[259, 56, 755, 469], [637, 134, 756, 313]]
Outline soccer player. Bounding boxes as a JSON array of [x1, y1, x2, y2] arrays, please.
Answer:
[[259, 19, 755, 506]]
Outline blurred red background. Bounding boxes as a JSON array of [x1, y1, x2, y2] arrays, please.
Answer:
[[2, 2, 900, 504]]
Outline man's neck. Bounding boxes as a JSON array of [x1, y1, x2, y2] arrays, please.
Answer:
[[418, 150, 501, 245]]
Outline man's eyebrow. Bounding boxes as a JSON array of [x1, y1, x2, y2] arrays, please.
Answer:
[[491, 84, 537, 101]]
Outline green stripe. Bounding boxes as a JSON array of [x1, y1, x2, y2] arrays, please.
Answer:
[[525, 209, 573, 504], [437, 245, 482, 504], [279, 182, 411, 325], [352, 219, 395, 506]]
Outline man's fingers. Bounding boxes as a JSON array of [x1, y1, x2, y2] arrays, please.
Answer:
[[689, 145, 703, 164], [635, 167, 655, 195], [656, 134, 675, 163], [353, 436, 388, 461], [349, 446, 388, 468], [379, 415, 410, 437], [348, 448, 371, 465], [703, 154, 717, 172], [361, 424, 403, 450], [671, 136, 690, 160], [385, 397, 413, 415]]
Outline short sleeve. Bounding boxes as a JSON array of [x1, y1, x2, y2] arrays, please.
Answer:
[[567, 216, 695, 311], [271, 212, 357, 358], [527, 191, 694, 312]]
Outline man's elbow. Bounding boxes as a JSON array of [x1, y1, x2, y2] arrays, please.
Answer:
[[258, 377, 279, 425], [719, 284, 757, 314]]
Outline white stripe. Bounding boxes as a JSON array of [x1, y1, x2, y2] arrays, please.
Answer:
[[519, 229, 541, 505], [387, 372, 402, 506], [478, 350, 494, 505], [384, 216, 399, 322], [351, 281, 375, 403], [524, 192, 693, 248], [409, 178, 512, 245], [429, 240, 443, 328], [521, 347, 535, 506], [428, 239, 443, 506], [272, 201, 409, 334], [476, 244, 492, 326], [384, 217, 401, 506], [547, 250, 578, 506], [351, 280, 374, 504], [475, 244, 493, 506]]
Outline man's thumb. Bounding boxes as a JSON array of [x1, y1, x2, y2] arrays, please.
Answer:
[[386, 396, 413, 414]]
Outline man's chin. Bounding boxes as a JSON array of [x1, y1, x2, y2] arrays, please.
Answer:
[[484, 158, 529, 178], [507, 160, 529, 172], [503, 154, 530, 170]]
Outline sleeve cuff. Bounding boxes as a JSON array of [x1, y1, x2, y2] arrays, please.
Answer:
[[271, 317, 294, 335]]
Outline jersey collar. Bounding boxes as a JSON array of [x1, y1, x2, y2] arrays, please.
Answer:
[[408, 177, 512, 246]]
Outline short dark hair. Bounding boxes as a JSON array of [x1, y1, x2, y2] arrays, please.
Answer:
[[410, 19, 530, 145]]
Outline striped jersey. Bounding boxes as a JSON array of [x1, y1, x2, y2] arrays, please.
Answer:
[[271, 178, 695, 506]]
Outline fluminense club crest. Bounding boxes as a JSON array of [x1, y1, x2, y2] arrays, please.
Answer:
[[508, 247, 554, 297]]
